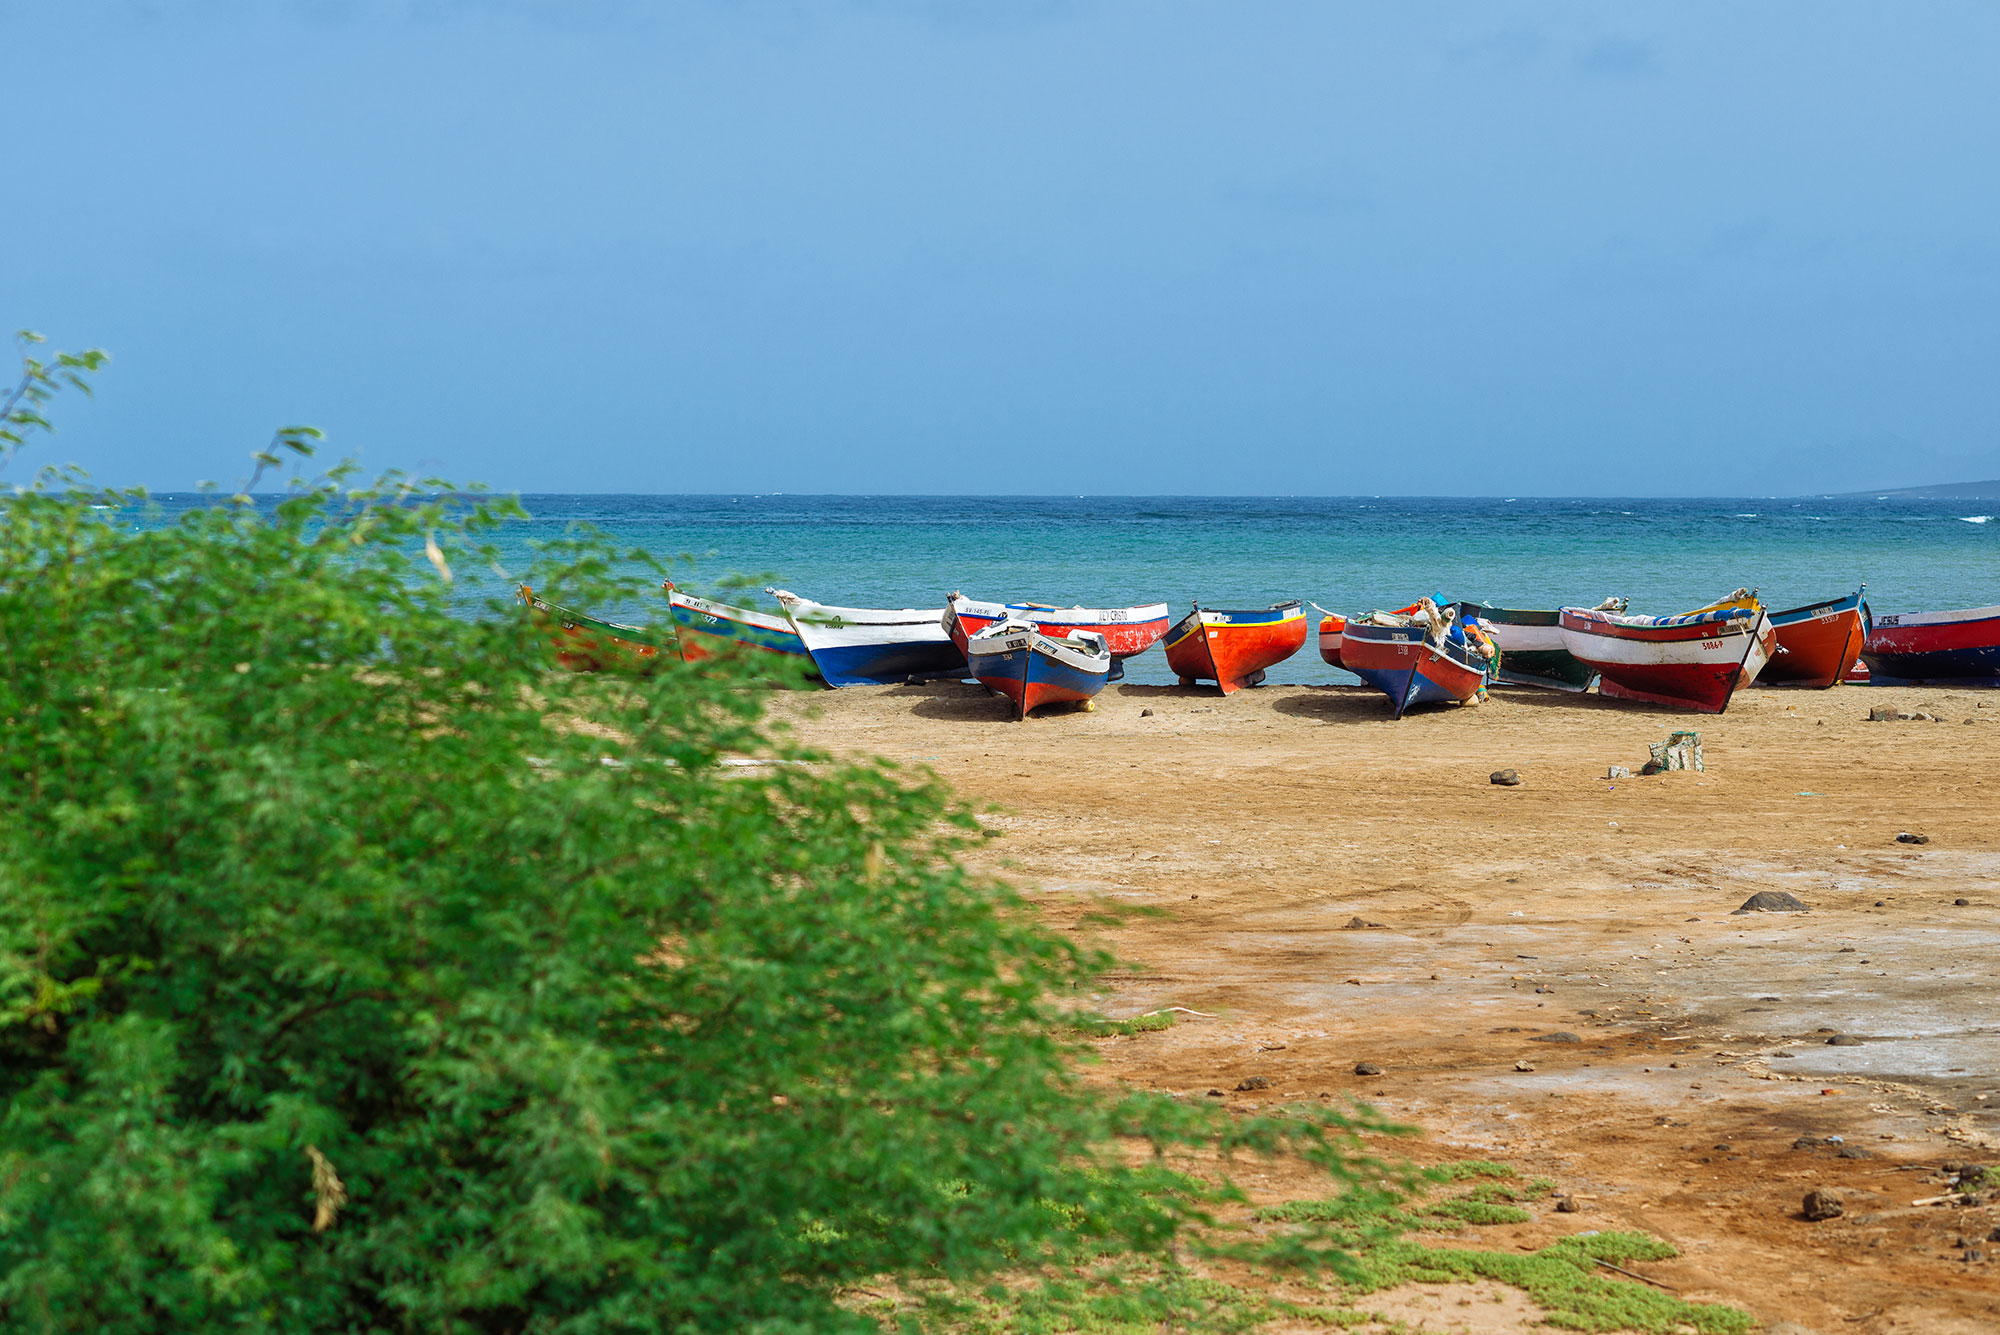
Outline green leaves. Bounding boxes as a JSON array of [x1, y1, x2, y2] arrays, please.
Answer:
[[1, 333, 106, 465], [0, 376, 1373, 1334]]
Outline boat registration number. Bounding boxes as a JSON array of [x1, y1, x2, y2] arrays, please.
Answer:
[[1701, 639, 1723, 650]]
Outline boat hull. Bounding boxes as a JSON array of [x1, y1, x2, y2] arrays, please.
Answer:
[[1861, 604, 2000, 685], [769, 590, 965, 686], [1163, 602, 1308, 693], [1317, 615, 1346, 669], [1340, 623, 1489, 717], [966, 624, 1111, 719], [1561, 607, 1774, 713], [667, 587, 815, 669], [1762, 590, 1869, 689], [1456, 603, 1596, 692], [521, 588, 673, 673]]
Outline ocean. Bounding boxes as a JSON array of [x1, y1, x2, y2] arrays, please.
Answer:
[[484, 495, 1996, 686]]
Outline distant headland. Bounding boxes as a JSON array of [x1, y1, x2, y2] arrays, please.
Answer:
[[1832, 479, 2000, 500]]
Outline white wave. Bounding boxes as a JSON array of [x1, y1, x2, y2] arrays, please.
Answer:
[[1961, 515, 1992, 524]]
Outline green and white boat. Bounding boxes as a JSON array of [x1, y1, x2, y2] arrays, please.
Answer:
[[1456, 600, 1620, 692]]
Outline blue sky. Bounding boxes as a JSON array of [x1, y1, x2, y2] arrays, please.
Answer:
[[4, 2, 1997, 494]]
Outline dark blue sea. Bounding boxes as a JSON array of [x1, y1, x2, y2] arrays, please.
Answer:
[[150, 493, 2000, 685]]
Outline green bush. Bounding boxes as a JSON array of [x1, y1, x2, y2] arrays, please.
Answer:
[[0, 337, 1367, 1333]]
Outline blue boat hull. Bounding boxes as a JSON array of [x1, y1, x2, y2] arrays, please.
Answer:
[[1863, 644, 2000, 685], [810, 639, 968, 687], [967, 644, 1108, 717]]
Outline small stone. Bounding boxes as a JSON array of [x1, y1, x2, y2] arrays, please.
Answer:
[[1987, 1226, 2000, 1243], [1139, 708, 1153, 717], [1343, 916, 1368, 930], [1956, 898, 1972, 906], [1802, 1187, 1845, 1221], [1353, 1061, 1383, 1076], [1491, 769, 1521, 786], [1839, 1146, 1875, 1160], [1554, 1194, 1581, 1213], [1531, 1031, 1581, 1043], [1828, 1035, 1865, 1046], [1897, 832, 1930, 844], [1235, 1076, 1270, 1091], [1606, 765, 1632, 779], [1875, 900, 1887, 907], [1793, 1135, 1819, 1150], [1205, 1088, 1225, 1097], [1515, 1059, 1536, 1072], [1868, 707, 1895, 721], [1969, 1248, 1986, 1263], [1733, 890, 1810, 914], [1714, 1143, 1733, 1151]]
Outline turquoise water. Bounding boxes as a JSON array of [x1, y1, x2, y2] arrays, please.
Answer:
[[140, 493, 2000, 685], [489, 495, 1999, 686]]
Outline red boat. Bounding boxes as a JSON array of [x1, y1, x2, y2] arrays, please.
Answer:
[[1761, 588, 1869, 689], [1316, 601, 1419, 670], [943, 595, 1170, 664], [1164, 601, 1308, 693], [1559, 602, 1775, 714]]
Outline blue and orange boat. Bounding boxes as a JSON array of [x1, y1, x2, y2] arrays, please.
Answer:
[[665, 582, 817, 675], [965, 618, 1111, 719], [1340, 600, 1496, 718], [1164, 601, 1308, 693]]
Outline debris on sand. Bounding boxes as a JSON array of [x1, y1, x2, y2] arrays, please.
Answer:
[[1827, 1035, 1865, 1046], [1802, 1187, 1845, 1221], [1733, 890, 1810, 914], [1530, 1032, 1581, 1044], [1490, 768, 1521, 786], [1342, 916, 1386, 930], [1606, 765, 1632, 779], [1897, 831, 1931, 844], [1234, 1076, 1270, 1091], [1640, 729, 1703, 774], [1353, 1061, 1383, 1076], [1514, 1059, 1536, 1071]]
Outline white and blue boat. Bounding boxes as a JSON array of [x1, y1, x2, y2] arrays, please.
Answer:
[[768, 588, 966, 687], [965, 617, 1111, 720]]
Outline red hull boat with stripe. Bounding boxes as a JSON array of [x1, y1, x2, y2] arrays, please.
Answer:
[[943, 595, 1170, 661], [1164, 601, 1308, 694], [1316, 601, 1421, 670], [1559, 604, 1775, 713], [1860, 604, 2000, 685], [1761, 588, 1869, 689]]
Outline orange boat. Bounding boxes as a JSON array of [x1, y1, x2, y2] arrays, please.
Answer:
[[1164, 600, 1308, 693], [1761, 587, 1869, 689]]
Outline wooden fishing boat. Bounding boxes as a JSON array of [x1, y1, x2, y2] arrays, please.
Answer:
[[520, 586, 674, 673], [943, 595, 1170, 671], [1314, 600, 1420, 670], [1455, 601, 1607, 692], [1316, 610, 1347, 669], [1761, 587, 1869, 688], [1559, 598, 1775, 713], [1340, 602, 1496, 717], [1860, 603, 2000, 685], [965, 618, 1111, 719], [1163, 600, 1307, 693], [767, 588, 964, 686], [665, 581, 815, 670]]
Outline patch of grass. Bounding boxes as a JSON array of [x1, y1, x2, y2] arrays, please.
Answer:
[[1061, 1009, 1178, 1038], [911, 1157, 1750, 1334]]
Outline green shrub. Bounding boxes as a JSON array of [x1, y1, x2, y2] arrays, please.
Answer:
[[0, 336, 1369, 1333]]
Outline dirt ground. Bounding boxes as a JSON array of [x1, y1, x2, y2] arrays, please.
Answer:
[[771, 677, 2000, 1334]]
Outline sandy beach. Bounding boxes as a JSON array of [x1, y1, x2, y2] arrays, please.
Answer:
[[772, 679, 2000, 1334]]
